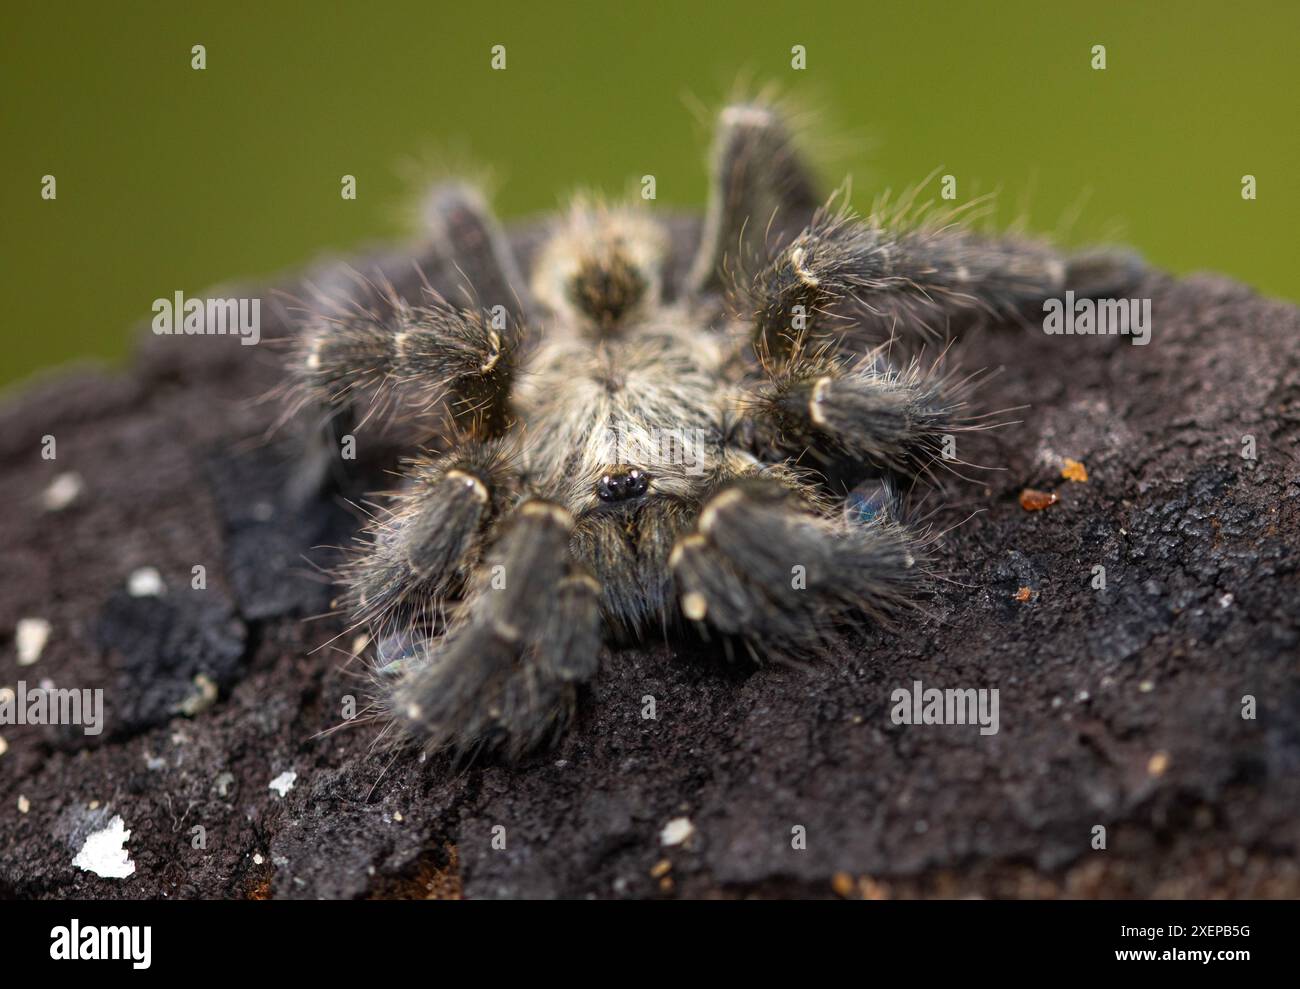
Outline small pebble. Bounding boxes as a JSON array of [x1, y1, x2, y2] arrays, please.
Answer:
[[253, 853, 264, 865], [268, 770, 297, 797], [175, 673, 218, 717], [127, 567, 165, 597], [17, 794, 30, 814], [649, 859, 672, 879], [660, 816, 695, 847], [0, 734, 8, 757], [72, 815, 135, 879], [1138, 680, 1155, 693], [1147, 751, 1170, 777], [41, 471, 84, 511], [16, 617, 51, 666], [832, 872, 855, 898]]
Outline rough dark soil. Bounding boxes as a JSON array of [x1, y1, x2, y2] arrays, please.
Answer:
[[1, 219, 1298, 900]]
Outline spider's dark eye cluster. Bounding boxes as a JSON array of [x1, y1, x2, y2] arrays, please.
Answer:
[[597, 468, 650, 502]]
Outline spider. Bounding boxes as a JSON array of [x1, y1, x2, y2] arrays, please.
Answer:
[[287, 100, 1141, 758]]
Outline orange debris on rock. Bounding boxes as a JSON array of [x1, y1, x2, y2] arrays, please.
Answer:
[[1061, 458, 1089, 482], [1019, 488, 1058, 511]]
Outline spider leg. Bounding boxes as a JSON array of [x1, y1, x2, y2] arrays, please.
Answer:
[[741, 347, 966, 479], [385, 499, 603, 757], [306, 181, 533, 326], [294, 293, 520, 437], [668, 478, 920, 650], [340, 441, 516, 638], [744, 206, 1145, 361], [284, 185, 529, 500], [687, 102, 820, 295], [421, 182, 536, 325]]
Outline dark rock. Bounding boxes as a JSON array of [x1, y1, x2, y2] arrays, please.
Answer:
[[95, 586, 247, 739], [0, 223, 1296, 899]]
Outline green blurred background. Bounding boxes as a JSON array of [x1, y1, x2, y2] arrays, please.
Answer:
[[2, 1, 1296, 388]]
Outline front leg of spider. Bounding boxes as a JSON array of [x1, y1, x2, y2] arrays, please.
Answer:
[[340, 441, 517, 642], [387, 501, 603, 758]]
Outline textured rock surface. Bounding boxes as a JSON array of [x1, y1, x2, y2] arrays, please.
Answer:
[[1, 220, 1297, 899]]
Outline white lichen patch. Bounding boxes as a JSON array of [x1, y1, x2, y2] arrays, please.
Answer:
[[16, 617, 52, 666], [127, 567, 165, 597], [660, 816, 695, 847], [72, 815, 136, 879], [268, 770, 297, 797], [41, 471, 85, 512]]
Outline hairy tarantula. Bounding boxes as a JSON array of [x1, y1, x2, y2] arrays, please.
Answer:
[[287, 101, 1140, 758]]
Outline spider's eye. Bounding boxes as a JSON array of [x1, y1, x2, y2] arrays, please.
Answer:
[[597, 468, 651, 502]]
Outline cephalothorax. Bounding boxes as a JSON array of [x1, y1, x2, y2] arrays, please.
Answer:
[[289, 100, 1140, 757]]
